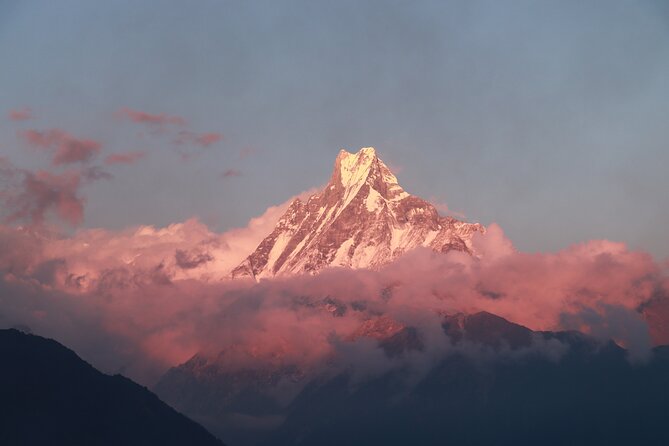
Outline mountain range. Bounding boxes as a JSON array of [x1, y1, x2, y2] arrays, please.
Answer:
[[155, 312, 669, 446]]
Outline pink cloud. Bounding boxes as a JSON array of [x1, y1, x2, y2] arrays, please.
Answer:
[[117, 108, 222, 156], [431, 200, 467, 219], [30, 190, 317, 285], [239, 147, 255, 159], [175, 131, 223, 148], [19, 129, 101, 166], [0, 157, 111, 228], [196, 133, 223, 147], [81, 166, 113, 182], [8, 169, 85, 226], [0, 196, 666, 385], [117, 108, 186, 126], [104, 151, 146, 165], [221, 169, 242, 179], [8, 108, 33, 121]]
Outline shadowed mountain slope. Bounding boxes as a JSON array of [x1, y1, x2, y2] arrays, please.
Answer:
[[0, 329, 225, 446], [156, 312, 669, 446]]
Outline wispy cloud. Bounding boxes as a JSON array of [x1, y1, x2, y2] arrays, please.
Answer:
[[104, 151, 146, 166], [19, 129, 101, 166], [175, 131, 223, 148], [117, 107, 186, 126], [8, 108, 33, 121], [1, 164, 85, 226], [239, 147, 255, 159], [431, 200, 466, 219], [221, 168, 242, 179]]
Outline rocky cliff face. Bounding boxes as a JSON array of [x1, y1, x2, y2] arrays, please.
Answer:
[[232, 147, 484, 279]]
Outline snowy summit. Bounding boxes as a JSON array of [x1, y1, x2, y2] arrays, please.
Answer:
[[232, 147, 484, 279]]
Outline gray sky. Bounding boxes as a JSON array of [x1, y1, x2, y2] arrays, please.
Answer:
[[1, 0, 668, 257]]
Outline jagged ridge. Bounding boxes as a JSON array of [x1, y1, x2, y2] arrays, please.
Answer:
[[232, 147, 484, 279]]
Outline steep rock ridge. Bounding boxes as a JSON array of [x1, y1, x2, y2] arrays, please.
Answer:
[[232, 147, 484, 279]]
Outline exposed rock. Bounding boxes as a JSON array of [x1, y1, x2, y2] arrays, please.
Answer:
[[232, 147, 484, 279]]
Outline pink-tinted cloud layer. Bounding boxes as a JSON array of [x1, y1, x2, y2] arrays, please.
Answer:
[[0, 207, 667, 386]]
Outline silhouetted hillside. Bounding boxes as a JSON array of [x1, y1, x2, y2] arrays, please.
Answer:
[[0, 329, 224, 446]]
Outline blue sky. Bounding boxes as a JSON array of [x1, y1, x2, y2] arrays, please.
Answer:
[[1, 0, 668, 257]]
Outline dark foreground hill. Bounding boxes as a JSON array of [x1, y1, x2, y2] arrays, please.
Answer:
[[0, 329, 224, 446]]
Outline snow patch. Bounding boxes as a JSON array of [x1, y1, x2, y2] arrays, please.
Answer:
[[332, 238, 355, 266], [365, 188, 384, 213], [265, 232, 291, 273]]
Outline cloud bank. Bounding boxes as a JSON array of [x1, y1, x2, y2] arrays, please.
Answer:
[[0, 209, 667, 386]]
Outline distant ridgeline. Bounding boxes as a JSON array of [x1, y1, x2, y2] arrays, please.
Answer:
[[155, 312, 669, 446]]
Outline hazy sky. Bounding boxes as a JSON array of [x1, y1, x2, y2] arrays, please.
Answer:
[[1, 0, 668, 257]]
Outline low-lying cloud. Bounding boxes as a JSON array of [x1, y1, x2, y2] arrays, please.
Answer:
[[0, 203, 667, 387]]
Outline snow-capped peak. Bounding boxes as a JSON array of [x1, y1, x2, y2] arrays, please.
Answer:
[[332, 147, 406, 202], [336, 148, 375, 188], [231, 147, 484, 279]]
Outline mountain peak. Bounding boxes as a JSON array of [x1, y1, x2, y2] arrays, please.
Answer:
[[333, 147, 377, 185], [331, 147, 406, 202], [336, 146, 375, 160], [232, 147, 484, 279]]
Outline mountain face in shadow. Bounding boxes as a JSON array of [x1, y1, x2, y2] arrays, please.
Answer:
[[268, 313, 669, 446], [0, 329, 224, 446], [157, 312, 669, 446]]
